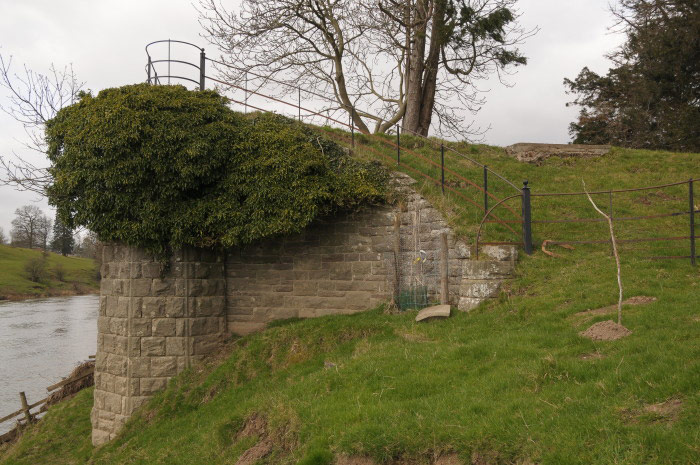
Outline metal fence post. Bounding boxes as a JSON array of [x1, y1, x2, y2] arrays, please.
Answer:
[[199, 48, 205, 90], [147, 56, 152, 84], [690, 178, 696, 266], [522, 180, 533, 255], [244, 72, 248, 114], [396, 126, 400, 166], [483, 165, 488, 213], [298, 88, 301, 121], [440, 144, 445, 194]]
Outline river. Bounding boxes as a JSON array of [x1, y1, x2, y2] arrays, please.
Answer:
[[0, 295, 98, 434]]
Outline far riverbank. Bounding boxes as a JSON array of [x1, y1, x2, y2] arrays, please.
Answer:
[[0, 245, 100, 302]]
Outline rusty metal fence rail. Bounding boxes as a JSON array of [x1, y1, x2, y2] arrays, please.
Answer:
[[144, 39, 524, 239], [144, 39, 697, 265], [476, 178, 698, 265]]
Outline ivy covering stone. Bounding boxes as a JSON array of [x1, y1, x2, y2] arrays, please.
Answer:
[[46, 84, 387, 257]]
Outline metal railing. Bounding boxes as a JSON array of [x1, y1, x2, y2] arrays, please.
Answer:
[[143, 40, 697, 265], [477, 178, 698, 264]]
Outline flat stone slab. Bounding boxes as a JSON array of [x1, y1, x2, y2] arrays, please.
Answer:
[[505, 143, 611, 164], [415, 304, 451, 322]]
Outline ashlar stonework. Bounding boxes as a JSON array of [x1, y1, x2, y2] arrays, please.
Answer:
[[91, 173, 515, 445], [91, 247, 226, 445]]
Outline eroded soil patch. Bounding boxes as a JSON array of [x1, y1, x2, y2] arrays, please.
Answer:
[[580, 320, 631, 341], [621, 397, 683, 425], [573, 296, 656, 320]]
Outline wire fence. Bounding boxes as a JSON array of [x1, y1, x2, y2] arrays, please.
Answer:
[[144, 40, 698, 266]]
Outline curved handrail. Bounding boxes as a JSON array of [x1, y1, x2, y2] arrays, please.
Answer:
[[145, 39, 203, 54], [475, 194, 523, 259]]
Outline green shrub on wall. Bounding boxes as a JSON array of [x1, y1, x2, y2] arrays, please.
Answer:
[[46, 84, 387, 257]]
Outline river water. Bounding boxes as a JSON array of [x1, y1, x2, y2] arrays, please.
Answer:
[[0, 295, 99, 434]]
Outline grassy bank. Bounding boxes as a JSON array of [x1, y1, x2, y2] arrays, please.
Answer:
[[0, 140, 697, 464], [0, 245, 99, 300]]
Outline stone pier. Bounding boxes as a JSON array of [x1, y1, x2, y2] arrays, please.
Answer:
[[90, 174, 517, 445], [91, 246, 226, 445]]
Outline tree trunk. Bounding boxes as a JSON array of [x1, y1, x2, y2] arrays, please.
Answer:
[[401, 0, 445, 137], [402, 0, 428, 135]]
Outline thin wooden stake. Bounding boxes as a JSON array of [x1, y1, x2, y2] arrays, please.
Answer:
[[19, 392, 32, 424], [440, 232, 449, 305], [583, 180, 623, 325], [393, 213, 402, 310]]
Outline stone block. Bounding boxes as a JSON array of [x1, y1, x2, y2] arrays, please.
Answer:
[[130, 357, 151, 377], [329, 263, 352, 280], [108, 317, 128, 336], [141, 337, 166, 356], [293, 281, 318, 296], [132, 279, 152, 297], [92, 428, 112, 446], [480, 245, 518, 262], [165, 297, 186, 318], [102, 334, 128, 355], [351, 262, 371, 277], [344, 292, 371, 310], [463, 260, 513, 280], [458, 297, 482, 312], [130, 318, 152, 337], [193, 334, 222, 355], [141, 297, 165, 318], [150, 356, 178, 377], [189, 317, 221, 336], [166, 337, 187, 356], [113, 376, 128, 396], [229, 321, 266, 336], [460, 280, 501, 298], [152, 279, 173, 296], [140, 377, 169, 395], [152, 318, 177, 337], [102, 390, 123, 414], [141, 262, 162, 279]]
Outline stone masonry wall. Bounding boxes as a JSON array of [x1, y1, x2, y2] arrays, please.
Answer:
[[91, 246, 226, 445], [225, 174, 475, 335], [91, 174, 516, 445]]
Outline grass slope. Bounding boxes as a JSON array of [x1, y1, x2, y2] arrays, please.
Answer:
[[1, 139, 698, 465], [0, 245, 99, 299]]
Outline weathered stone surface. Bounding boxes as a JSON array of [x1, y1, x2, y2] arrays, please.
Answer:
[[415, 304, 451, 322], [93, 174, 517, 446], [92, 244, 227, 446], [505, 143, 611, 164]]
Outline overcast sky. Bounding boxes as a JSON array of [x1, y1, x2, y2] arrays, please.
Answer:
[[0, 0, 623, 236]]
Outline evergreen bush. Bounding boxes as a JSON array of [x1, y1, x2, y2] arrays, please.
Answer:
[[46, 84, 387, 257]]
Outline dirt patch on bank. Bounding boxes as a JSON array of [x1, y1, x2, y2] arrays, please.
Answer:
[[580, 320, 631, 341], [621, 397, 683, 425], [573, 296, 656, 319]]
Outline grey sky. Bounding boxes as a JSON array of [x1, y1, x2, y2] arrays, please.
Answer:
[[0, 0, 623, 236]]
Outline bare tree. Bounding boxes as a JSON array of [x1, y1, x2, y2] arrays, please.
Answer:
[[36, 215, 52, 251], [198, 0, 534, 137], [10, 205, 49, 250], [0, 226, 6, 245], [0, 53, 84, 194]]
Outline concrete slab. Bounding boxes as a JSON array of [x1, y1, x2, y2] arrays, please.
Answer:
[[415, 304, 451, 322]]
